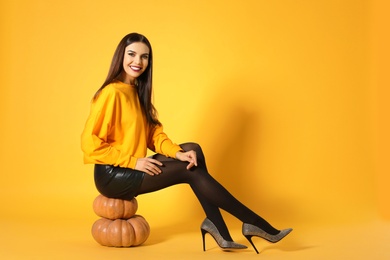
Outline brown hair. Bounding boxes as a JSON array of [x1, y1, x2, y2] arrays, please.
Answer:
[[94, 33, 160, 126]]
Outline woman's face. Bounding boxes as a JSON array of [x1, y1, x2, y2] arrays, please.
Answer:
[[120, 42, 150, 85]]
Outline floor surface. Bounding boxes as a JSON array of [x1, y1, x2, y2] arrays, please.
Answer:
[[1, 217, 389, 260]]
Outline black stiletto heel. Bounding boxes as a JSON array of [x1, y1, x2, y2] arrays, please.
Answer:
[[201, 228, 207, 251], [200, 218, 247, 251], [244, 235, 259, 254], [242, 223, 293, 254]]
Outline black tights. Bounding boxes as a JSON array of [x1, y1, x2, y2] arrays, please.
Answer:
[[136, 143, 279, 241]]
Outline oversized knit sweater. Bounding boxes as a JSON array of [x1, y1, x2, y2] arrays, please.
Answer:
[[81, 80, 182, 169]]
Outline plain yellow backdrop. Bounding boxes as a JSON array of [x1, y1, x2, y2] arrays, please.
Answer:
[[0, 0, 389, 259]]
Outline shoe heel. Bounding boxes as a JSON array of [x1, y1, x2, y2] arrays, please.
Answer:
[[201, 228, 207, 251], [201, 218, 247, 251], [244, 235, 259, 254]]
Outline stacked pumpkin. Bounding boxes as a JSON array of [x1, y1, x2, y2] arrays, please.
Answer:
[[91, 194, 150, 247]]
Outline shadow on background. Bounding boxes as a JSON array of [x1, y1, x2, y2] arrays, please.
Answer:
[[191, 79, 296, 226]]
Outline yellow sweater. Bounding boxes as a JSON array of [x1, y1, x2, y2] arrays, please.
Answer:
[[81, 80, 182, 169]]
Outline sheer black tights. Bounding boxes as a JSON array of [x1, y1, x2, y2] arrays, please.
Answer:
[[136, 142, 279, 241]]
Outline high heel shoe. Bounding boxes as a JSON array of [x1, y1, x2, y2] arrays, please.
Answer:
[[200, 218, 247, 251], [242, 223, 293, 254]]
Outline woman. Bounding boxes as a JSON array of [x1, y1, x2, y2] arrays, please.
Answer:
[[81, 32, 292, 253]]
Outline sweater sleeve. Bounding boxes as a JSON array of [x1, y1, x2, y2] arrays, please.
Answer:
[[81, 88, 125, 166], [148, 124, 182, 158]]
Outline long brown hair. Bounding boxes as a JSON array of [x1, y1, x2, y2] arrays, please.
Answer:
[[94, 33, 160, 126]]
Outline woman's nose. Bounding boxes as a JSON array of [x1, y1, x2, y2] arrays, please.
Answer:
[[134, 56, 141, 64]]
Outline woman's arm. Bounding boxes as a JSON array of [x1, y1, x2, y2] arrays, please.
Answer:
[[81, 87, 131, 167], [147, 124, 183, 159]]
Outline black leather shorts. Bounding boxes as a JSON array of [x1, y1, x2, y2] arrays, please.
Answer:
[[94, 164, 145, 200]]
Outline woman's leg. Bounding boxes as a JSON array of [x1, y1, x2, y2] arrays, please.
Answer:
[[136, 145, 233, 240], [136, 143, 279, 240]]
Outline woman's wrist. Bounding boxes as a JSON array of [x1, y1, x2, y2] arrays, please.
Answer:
[[175, 150, 184, 159]]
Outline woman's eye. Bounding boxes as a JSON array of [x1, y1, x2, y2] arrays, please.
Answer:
[[128, 52, 135, 56], [142, 55, 149, 59]]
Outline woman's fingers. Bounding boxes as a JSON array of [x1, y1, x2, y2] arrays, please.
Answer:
[[136, 157, 162, 176], [186, 150, 197, 169], [175, 150, 198, 170], [147, 158, 163, 166], [186, 161, 195, 170], [190, 151, 197, 166], [145, 159, 162, 175]]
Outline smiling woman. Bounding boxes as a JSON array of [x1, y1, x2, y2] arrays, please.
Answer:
[[118, 43, 150, 85], [80, 32, 292, 254]]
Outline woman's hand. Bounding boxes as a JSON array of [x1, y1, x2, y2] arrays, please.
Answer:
[[135, 157, 163, 176], [176, 150, 198, 170]]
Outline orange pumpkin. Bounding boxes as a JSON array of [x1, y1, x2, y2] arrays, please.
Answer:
[[127, 215, 151, 246], [93, 194, 138, 220], [91, 215, 150, 247]]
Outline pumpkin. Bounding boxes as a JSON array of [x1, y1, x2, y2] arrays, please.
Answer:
[[127, 215, 151, 246], [93, 194, 138, 220], [91, 215, 150, 247]]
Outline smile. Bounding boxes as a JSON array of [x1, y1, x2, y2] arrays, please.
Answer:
[[130, 66, 142, 71]]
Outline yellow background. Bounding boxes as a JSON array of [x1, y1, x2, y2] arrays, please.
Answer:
[[0, 0, 389, 259]]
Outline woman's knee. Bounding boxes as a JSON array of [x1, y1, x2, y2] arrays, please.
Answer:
[[180, 142, 207, 168], [180, 142, 203, 154]]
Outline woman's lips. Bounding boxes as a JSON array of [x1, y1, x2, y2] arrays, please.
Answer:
[[130, 66, 141, 71]]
